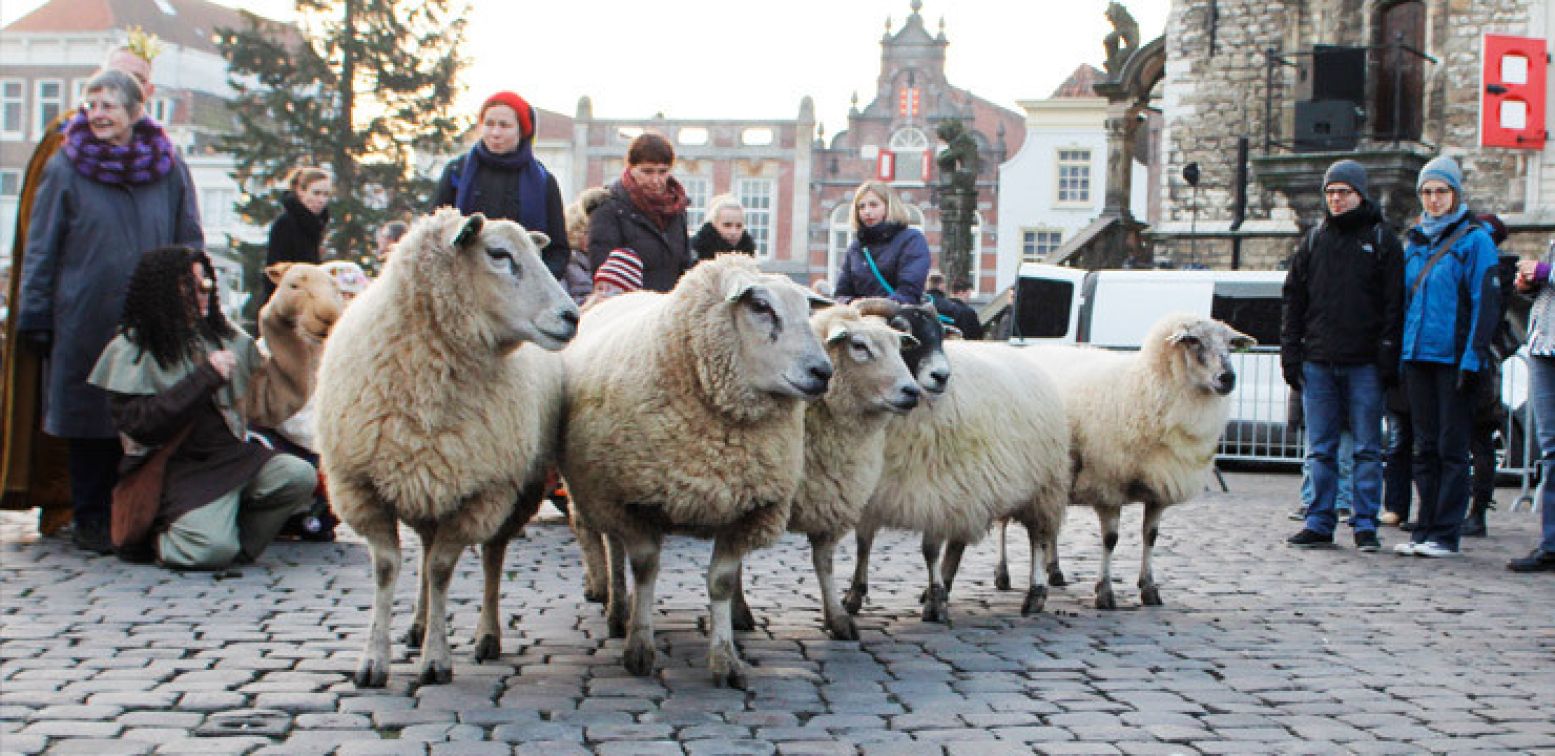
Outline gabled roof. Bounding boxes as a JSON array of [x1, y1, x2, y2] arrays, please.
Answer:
[[1050, 64, 1106, 99], [4, 0, 270, 56]]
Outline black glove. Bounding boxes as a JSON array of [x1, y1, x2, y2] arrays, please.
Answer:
[[19, 330, 51, 354], [1379, 362, 1400, 388], [1282, 362, 1303, 391], [1456, 369, 1479, 394]]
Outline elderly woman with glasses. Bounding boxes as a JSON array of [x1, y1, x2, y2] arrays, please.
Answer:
[[87, 246, 317, 570], [14, 67, 202, 554], [1394, 156, 1501, 559]]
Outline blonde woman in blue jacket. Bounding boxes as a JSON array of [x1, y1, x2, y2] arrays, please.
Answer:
[[1395, 156, 1500, 559]]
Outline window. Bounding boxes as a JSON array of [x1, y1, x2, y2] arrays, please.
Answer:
[[1056, 149, 1091, 203], [680, 176, 710, 230], [888, 127, 930, 184], [1021, 228, 1063, 263], [677, 127, 709, 146], [735, 177, 775, 257], [0, 170, 20, 197], [1014, 277, 1075, 339], [147, 96, 174, 124], [0, 80, 22, 139], [72, 78, 89, 105], [200, 188, 238, 230], [740, 127, 773, 146], [828, 202, 853, 283], [1373, 0, 1425, 141], [34, 80, 63, 137]]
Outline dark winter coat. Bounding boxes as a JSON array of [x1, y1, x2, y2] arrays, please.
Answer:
[[431, 154, 569, 279], [833, 225, 931, 306], [586, 181, 691, 293], [690, 222, 756, 261], [261, 192, 328, 307], [16, 150, 203, 439], [927, 289, 984, 340], [1281, 200, 1404, 378], [1401, 210, 1501, 373]]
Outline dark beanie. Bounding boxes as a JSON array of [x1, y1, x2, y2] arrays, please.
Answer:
[[1323, 159, 1368, 199]]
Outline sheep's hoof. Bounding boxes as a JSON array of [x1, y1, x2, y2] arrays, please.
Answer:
[[841, 588, 866, 616], [731, 604, 757, 633], [993, 563, 1012, 591], [1140, 584, 1164, 607], [1021, 586, 1048, 616], [402, 623, 425, 649], [1048, 568, 1068, 587], [921, 585, 950, 624], [708, 644, 750, 690], [1094, 582, 1117, 611], [623, 634, 656, 677], [473, 634, 500, 662], [417, 660, 452, 685], [826, 613, 859, 642], [583, 585, 607, 604], [353, 657, 388, 689]]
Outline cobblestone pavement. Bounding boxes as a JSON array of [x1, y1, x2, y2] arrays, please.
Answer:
[[2, 472, 1553, 755]]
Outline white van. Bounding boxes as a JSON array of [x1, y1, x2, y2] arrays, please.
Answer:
[[986, 263, 1533, 471]]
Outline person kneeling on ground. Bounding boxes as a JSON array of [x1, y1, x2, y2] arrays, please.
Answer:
[[88, 246, 316, 570]]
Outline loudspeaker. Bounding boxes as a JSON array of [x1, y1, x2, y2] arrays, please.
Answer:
[[1294, 100, 1362, 152], [1310, 45, 1367, 105]]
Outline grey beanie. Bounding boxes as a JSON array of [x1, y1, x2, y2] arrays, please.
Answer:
[[1323, 159, 1368, 198], [1416, 155, 1464, 195]]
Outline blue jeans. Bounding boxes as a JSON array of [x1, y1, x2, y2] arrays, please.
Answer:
[[1405, 362, 1473, 549], [1527, 355, 1555, 552], [1302, 430, 1353, 512], [1302, 362, 1383, 534]]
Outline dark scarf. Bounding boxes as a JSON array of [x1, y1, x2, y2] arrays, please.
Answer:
[[281, 191, 329, 244], [621, 168, 689, 231], [858, 221, 905, 247], [453, 139, 550, 232], [1324, 199, 1379, 233], [61, 108, 173, 186]]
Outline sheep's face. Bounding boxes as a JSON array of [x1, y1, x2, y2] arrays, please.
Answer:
[[264, 262, 343, 342], [725, 276, 834, 400], [890, 304, 951, 396], [453, 215, 580, 353], [1160, 317, 1256, 396], [820, 314, 922, 414]]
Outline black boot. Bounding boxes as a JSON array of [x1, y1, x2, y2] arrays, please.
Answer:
[[1461, 500, 1492, 538]]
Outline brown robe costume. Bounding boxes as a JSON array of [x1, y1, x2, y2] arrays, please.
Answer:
[[1, 116, 71, 530]]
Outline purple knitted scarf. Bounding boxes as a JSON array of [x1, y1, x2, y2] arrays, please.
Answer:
[[61, 109, 174, 186]]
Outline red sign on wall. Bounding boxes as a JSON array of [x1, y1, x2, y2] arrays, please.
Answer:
[[1481, 34, 1547, 149], [876, 151, 895, 181]]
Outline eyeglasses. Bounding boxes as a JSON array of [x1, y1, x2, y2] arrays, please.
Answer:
[[1323, 187, 1356, 197], [1418, 187, 1454, 198]]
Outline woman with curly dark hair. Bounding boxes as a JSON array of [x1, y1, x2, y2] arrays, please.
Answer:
[[87, 246, 316, 570]]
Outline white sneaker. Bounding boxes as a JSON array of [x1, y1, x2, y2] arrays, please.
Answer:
[[1414, 541, 1461, 558], [1393, 542, 1417, 556]]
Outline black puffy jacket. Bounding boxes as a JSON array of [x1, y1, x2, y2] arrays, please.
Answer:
[[1281, 200, 1404, 371]]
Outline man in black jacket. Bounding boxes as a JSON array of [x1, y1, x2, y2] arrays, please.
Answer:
[[1282, 160, 1404, 553]]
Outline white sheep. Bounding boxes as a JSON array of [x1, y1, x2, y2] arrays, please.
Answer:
[[559, 254, 833, 688], [315, 209, 580, 687], [1009, 313, 1254, 610], [842, 304, 1072, 624], [719, 304, 923, 641]]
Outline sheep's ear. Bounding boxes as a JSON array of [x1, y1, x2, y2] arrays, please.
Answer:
[[899, 332, 921, 350], [527, 231, 550, 250], [725, 279, 757, 303], [825, 323, 850, 344], [1227, 328, 1257, 350], [1167, 329, 1199, 346], [265, 262, 294, 284], [807, 293, 835, 312], [452, 214, 485, 248]]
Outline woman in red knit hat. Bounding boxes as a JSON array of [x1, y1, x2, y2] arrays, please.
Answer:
[[430, 91, 568, 279]]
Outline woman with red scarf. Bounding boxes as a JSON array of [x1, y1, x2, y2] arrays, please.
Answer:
[[15, 68, 203, 554], [586, 132, 692, 293], [431, 91, 568, 279]]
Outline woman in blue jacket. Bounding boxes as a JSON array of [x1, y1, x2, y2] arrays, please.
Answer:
[[832, 181, 930, 306], [1396, 156, 1501, 559]]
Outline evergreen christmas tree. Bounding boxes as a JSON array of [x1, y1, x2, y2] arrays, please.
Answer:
[[216, 0, 469, 311]]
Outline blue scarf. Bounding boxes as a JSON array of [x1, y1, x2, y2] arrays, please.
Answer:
[[452, 139, 550, 233], [1417, 202, 1469, 242]]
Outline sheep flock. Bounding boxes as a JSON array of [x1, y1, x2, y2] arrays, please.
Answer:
[[316, 212, 1254, 689]]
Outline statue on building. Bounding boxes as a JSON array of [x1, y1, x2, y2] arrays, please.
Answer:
[[1102, 1, 1140, 75], [935, 118, 979, 289]]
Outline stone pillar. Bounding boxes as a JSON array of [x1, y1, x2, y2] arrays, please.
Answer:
[[1103, 101, 1137, 217]]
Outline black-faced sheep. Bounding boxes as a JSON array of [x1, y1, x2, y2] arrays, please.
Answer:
[[1011, 313, 1254, 610], [315, 209, 580, 687], [841, 301, 1072, 624], [559, 254, 832, 688]]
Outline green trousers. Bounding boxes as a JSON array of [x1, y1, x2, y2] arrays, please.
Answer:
[[157, 454, 315, 570]]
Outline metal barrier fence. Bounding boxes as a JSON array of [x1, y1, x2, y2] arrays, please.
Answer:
[[1215, 348, 1539, 511]]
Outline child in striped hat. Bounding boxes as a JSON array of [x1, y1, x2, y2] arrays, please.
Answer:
[[587, 248, 644, 307]]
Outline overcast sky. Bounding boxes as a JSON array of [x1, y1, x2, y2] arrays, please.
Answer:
[[3, 0, 1170, 135]]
